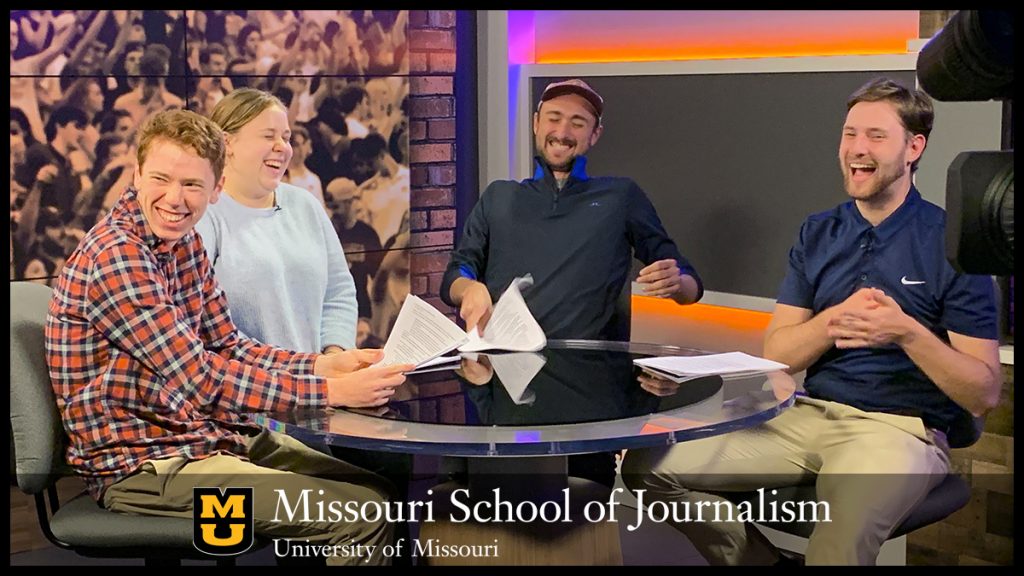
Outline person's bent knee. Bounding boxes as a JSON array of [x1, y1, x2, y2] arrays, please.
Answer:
[[622, 447, 676, 494]]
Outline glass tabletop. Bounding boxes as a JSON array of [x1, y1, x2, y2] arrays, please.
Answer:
[[249, 340, 797, 457]]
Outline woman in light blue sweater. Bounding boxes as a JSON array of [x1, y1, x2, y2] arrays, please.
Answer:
[[196, 88, 358, 353]]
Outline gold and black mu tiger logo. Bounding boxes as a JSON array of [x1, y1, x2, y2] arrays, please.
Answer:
[[193, 487, 254, 556]]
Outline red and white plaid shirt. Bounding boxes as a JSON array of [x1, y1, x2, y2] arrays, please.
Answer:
[[45, 187, 327, 500]]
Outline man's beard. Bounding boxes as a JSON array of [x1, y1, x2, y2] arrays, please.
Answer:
[[536, 141, 575, 173], [842, 157, 906, 202]]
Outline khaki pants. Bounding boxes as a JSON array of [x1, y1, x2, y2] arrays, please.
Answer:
[[622, 396, 950, 565], [103, 429, 394, 566]]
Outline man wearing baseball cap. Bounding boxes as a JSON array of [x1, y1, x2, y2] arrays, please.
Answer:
[[440, 78, 703, 486], [443, 78, 702, 341]]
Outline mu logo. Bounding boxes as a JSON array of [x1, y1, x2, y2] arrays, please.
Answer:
[[193, 487, 254, 556]]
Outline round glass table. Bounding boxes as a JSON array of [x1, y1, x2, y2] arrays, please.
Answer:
[[249, 340, 796, 457], [247, 340, 797, 566]]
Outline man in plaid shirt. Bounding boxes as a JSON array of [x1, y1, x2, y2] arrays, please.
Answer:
[[45, 109, 413, 565]]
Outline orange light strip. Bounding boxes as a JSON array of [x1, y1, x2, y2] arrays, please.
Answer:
[[632, 295, 772, 332], [538, 44, 909, 64], [530, 10, 920, 64]]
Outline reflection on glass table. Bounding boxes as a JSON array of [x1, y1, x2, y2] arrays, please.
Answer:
[[249, 340, 797, 457]]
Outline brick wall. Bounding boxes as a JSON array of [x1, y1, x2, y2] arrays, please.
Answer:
[[408, 10, 459, 320]]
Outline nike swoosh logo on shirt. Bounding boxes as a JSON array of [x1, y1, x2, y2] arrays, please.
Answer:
[[901, 276, 926, 285]]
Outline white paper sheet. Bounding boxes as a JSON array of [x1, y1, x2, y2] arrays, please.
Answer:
[[378, 295, 468, 367], [634, 352, 788, 379], [458, 276, 546, 353], [377, 276, 547, 369]]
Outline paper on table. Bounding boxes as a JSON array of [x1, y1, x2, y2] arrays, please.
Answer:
[[378, 295, 468, 367], [636, 365, 708, 384], [634, 352, 788, 379], [458, 276, 546, 353], [488, 352, 546, 405], [418, 354, 463, 369], [378, 276, 546, 369], [407, 354, 463, 374]]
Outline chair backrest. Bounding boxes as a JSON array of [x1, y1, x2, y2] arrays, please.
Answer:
[[946, 411, 985, 449], [10, 281, 69, 494]]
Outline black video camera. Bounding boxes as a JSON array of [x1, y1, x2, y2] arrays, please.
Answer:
[[917, 10, 1013, 276]]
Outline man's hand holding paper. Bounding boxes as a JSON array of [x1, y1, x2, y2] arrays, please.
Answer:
[[378, 276, 547, 369]]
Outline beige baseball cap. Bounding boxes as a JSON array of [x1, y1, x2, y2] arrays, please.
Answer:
[[537, 78, 604, 122]]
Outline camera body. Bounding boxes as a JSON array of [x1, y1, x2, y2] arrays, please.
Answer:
[[917, 10, 1013, 276], [944, 151, 1014, 275]]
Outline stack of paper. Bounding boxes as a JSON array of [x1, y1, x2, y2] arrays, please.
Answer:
[[375, 295, 468, 368], [458, 276, 545, 353], [634, 352, 788, 383], [378, 276, 546, 369], [408, 355, 463, 374]]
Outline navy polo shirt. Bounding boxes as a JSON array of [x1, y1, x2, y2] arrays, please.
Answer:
[[776, 187, 997, 432]]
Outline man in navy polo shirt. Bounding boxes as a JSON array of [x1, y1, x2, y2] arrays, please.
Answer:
[[623, 77, 1002, 565]]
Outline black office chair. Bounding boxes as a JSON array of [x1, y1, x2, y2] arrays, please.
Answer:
[[718, 410, 981, 561], [9, 281, 261, 566]]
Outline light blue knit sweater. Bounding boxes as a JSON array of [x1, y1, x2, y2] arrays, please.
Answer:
[[195, 182, 357, 352]]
